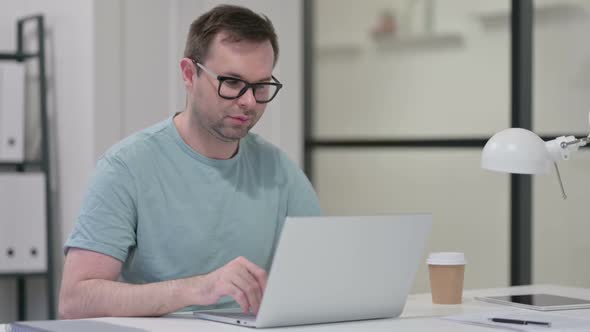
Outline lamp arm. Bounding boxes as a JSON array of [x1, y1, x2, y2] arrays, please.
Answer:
[[545, 134, 589, 161], [544, 134, 588, 200], [560, 135, 590, 148]]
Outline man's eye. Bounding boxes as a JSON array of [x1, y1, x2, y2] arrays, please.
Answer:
[[256, 85, 270, 92], [224, 80, 243, 89]]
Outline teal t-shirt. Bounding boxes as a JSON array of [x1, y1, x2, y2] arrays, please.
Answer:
[[64, 115, 321, 309]]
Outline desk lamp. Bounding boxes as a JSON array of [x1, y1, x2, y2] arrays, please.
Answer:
[[481, 113, 590, 199]]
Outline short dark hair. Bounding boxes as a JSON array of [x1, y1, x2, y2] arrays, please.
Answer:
[[184, 4, 279, 70]]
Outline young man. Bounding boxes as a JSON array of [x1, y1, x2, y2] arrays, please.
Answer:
[[59, 5, 320, 319]]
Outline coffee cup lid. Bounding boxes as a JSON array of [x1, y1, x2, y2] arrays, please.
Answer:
[[427, 252, 466, 265]]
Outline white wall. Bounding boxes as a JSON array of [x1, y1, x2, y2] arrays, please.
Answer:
[[0, 0, 95, 322], [94, 0, 123, 158]]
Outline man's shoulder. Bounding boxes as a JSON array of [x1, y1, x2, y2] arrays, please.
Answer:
[[101, 118, 172, 164], [243, 132, 278, 152], [242, 132, 285, 161], [242, 133, 299, 170]]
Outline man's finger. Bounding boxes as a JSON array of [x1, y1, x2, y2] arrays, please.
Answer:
[[231, 272, 261, 313], [236, 268, 262, 313], [240, 259, 268, 291], [228, 282, 250, 314]]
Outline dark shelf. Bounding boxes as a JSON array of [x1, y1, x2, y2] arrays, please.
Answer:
[[0, 52, 38, 61], [0, 161, 43, 167], [305, 134, 590, 149], [0, 272, 48, 278], [306, 138, 489, 149]]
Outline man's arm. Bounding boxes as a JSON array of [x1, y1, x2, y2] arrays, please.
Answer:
[[59, 248, 267, 319]]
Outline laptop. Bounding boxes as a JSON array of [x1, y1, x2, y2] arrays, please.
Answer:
[[194, 214, 432, 328]]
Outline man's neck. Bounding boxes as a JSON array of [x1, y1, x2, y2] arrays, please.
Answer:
[[173, 111, 239, 160]]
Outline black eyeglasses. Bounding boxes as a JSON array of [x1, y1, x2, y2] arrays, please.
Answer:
[[193, 60, 283, 104]]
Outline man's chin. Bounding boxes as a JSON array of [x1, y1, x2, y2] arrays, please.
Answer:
[[216, 128, 250, 142]]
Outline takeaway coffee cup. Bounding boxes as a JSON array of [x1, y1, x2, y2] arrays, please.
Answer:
[[427, 252, 466, 304]]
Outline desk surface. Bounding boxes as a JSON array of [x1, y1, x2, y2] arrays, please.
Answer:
[[4, 285, 590, 331]]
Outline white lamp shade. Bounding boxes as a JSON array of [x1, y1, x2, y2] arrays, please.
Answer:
[[481, 128, 551, 174]]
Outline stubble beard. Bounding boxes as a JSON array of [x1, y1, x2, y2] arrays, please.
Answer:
[[191, 103, 256, 143], [210, 121, 252, 142]]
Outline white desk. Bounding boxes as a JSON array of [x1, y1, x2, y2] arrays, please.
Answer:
[[3, 285, 590, 331]]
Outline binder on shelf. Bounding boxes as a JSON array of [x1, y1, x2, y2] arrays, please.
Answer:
[[0, 173, 47, 273], [1, 15, 55, 319], [0, 62, 26, 162]]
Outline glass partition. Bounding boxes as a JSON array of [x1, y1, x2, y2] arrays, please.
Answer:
[[310, 0, 512, 291], [532, 0, 590, 287]]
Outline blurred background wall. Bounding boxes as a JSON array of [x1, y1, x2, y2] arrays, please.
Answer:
[[0, 0, 589, 322], [310, 0, 590, 294]]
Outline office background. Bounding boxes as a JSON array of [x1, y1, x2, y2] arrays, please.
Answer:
[[0, 0, 589, 323]]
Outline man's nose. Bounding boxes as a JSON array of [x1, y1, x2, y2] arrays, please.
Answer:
[[237, 87, 257, 108]]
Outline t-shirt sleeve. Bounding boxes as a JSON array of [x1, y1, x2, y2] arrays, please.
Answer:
[[280, 152, 322, 216], [64, 155, 138, 262]]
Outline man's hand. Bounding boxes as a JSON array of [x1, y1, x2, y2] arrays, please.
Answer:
[[193, 256, 268, 314]]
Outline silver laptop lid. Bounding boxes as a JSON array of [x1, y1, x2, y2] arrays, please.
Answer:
[[255, 214, 432, 328]]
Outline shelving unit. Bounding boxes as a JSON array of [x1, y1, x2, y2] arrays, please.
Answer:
[[0, 15, 55, 320], [314, 43, 362, 57], [373, 33, 464, 51], [314, 32, 463, 57]]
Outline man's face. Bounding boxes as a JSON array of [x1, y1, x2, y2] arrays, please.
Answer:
[[190, 32, 275, 142]]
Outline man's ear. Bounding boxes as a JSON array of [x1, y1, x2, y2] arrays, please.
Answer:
[[180, 58, 196, 89]]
